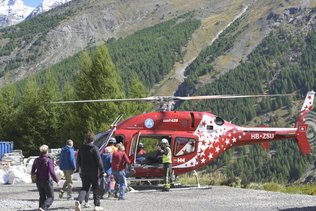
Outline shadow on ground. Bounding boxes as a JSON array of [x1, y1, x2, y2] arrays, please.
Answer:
[[280, 207, 316, 211], [19, 207, 70, 211]]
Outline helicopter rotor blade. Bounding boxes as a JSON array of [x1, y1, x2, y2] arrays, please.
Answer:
[[50, 97, 158, 104], [50, 94, 292, 104], [173, 93, 292, 101]]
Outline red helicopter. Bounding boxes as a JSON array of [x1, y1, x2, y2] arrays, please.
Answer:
[[53, 91, 315, 179]]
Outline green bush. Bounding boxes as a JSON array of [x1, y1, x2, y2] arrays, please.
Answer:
[[262, 182, 284, 192]]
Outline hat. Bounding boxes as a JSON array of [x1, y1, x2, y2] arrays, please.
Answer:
[[104, 147, 111, 153], [138, 143, 144, 148], [161, 138, 168, 145], [109, 137, 116, 144]]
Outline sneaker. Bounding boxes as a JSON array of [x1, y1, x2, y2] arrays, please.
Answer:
[[67, 195, 72, 200], [83, 203, 91, 208], [59, 191, 64, 199], [75, 201, 81, 211], [38, 208, 44, 211], [94, 206, 104, 211], [118, 197, 126, 200]]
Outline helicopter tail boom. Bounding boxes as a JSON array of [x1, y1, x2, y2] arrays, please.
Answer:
[[295, 90, 316, 154]]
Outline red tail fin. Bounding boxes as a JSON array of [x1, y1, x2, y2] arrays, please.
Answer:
[[295, 91, 315, 154]]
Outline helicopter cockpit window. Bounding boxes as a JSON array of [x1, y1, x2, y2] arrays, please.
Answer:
[[207, 125, 214, 130], [174, 137, 196, 156], [215, 117, 224, 126], [115, 135, 125, 145]]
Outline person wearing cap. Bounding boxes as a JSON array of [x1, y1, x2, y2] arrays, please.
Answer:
[[137, 143, 146, 155], [105, 137, 118, 154], [136, 143, 147, 164], [159, 138, 174, 191]]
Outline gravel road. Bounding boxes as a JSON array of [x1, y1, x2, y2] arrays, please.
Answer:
[[1, 182, 316, 211]]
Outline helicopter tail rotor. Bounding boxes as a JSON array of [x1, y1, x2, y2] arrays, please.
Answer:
[[295, 91, 316, 154], [303, 112, 316, 150], [295, 111, 315, 154]]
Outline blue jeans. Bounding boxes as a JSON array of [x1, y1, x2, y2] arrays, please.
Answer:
[[112, 170, 127, 199], [100, 175, 111, 196]]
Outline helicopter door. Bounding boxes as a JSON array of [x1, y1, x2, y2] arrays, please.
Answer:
[[173, 136, 197, 167], [130, 132, 141, 165]]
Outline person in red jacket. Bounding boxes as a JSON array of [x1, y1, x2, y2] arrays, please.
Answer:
[[111, 143, 131, 200]]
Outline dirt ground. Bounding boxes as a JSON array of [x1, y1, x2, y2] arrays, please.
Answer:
[[1, 181, 316, 211]]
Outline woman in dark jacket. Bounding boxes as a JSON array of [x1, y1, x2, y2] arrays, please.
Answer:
[[75, 132, 104, 211], [31, 145, 60, 211]]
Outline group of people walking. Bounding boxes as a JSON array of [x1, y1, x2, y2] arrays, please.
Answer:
[[31, 133, 174, 210], [31, 132, 131, 211]]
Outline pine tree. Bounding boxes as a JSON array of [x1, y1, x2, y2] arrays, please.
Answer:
[[14, 79, 42, 156], [0, 84, 16, 140], [37, 71, 61, 148], [124, 76, 151, 116], [57, 83, 77, 143], [73, 45, 125, 142]]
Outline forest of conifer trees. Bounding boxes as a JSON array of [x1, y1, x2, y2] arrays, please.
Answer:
[[180, 28, 316, 183], [0, 14, 198, 156]]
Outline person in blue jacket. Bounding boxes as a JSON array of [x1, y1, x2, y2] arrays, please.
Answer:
[[59, 139, 76, 200], [101, 147, 113, 198]]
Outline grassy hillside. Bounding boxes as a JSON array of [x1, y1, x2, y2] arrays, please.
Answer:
[[0, 3, 77, 77]]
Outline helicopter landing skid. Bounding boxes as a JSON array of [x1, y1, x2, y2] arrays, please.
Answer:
[[127, 178, 163, 190], [127, 176, 208, 192], [128, 184, 212, 193]]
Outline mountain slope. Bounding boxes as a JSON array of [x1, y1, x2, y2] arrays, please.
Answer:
[[26, 0, 72, 19], [178, 6, 316, 183], [0, 0, 252, 86], [0, 0, 34, 28], [142, 0, 315, 98], [0, 0, 73, 28]]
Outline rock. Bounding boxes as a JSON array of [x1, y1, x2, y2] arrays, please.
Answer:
[[7, 165, 32, 184]]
